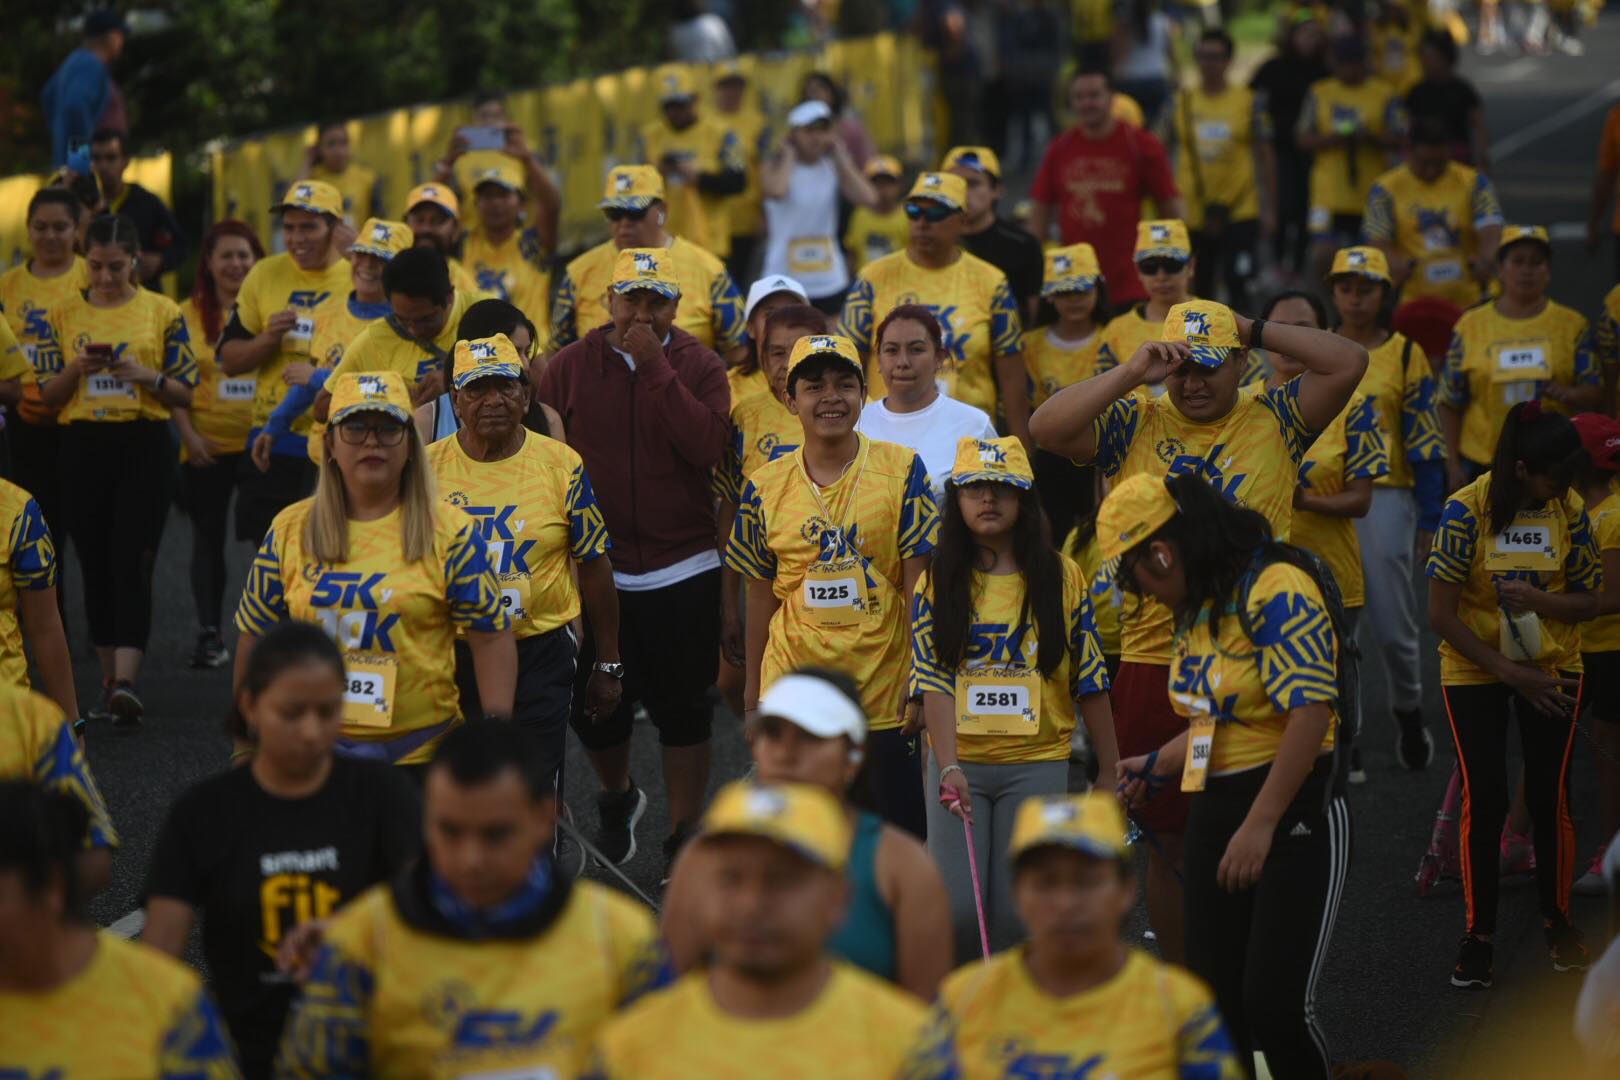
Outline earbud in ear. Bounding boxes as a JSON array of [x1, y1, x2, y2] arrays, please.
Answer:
[[656, 211, 667, 226], [849, 749, 865, 766], [1156, 552, 1170, 569]]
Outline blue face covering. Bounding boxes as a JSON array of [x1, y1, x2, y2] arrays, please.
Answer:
[[429, 855, 553, 935]]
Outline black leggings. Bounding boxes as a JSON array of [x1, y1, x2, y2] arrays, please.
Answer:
[[861, 727, 926, 841], [177, 453, 242, 629], [60, 421, 174, 650], [1192, 219, 1262, 314], [1185, 758, 1350, 1080], [1441, 677, 1578, 935]]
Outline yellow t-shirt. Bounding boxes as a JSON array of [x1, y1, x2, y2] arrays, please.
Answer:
[[310, 161, 380, 226], [1355, 330, 1443, 488], [1092, 304, 1164, 377], [726, 363, 771, 409], [0, 257, 88, 425], [0, 480, 57, 692], [1289, 392, 1390, 609], [1582, 479, 1620, 654], [1596, 283, 1620, 373], [1169, 561, 1340, 775], [1090, 379, 1318, 663], [0, 933, 236, 1078], [1426, 474, 1600, 685], [1071, 528, 1122, 658], [715, 388, 800, 504], [725, 436, 940, 730], [938, 947, 1241, 1080], [843, 205, 912, 274], [179, 296, 256, 456], [0, 683, 117, 849], [0, 313, 29, 384], [641, 116, 743, 257], [46, 289, 197, 423], [1372, 23, 1423, 94], [911, 557, 1109, 764], [840, 249, 1023, 414], [1363, 162, 1502, 306], [716, 106, 768, 238], [295, 293, 393, 465], [427, 429, 611, 639], [1171, 85, 1270, 228], [327, 287, 477, 389], [549, 237, 744, 354], [592, 962, 956, 1080], [1025, 326, 1102, 407], [1439, 300, 1597, 468], [277, 879, 667, 1079], [1298, 76, 1404, 220], [235, 499, 510, 763], [462, 225, 552, 330], [232, 252, 355, 434]]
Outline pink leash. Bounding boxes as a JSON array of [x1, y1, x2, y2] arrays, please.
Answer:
[[941, 787, 991, 961]]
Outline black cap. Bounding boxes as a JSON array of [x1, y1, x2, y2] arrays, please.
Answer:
[[84, 10, 129, 37]]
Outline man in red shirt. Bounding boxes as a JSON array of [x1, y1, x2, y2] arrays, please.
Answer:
[[1029, 69, 1183, 305]]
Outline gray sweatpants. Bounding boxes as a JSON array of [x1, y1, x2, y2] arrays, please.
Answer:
[[926, 754, 1069, 965], [1353, 485, 1423, 714]]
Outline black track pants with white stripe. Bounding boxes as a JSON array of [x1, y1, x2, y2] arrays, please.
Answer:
[[1185, 757, 1351, 1080]]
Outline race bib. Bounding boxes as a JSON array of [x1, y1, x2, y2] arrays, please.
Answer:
[[787, 236, 836, 275], [954, 668, 1041, 736], [284, 312, 316, 355], [86, 373, 136, 400], [342, 652, 397, 728], [1484, 509, 1559, 573], [1195, 120, 1232, 159], [218, 376, 257, 404], [499, 586, 528, 624], [1182, 714, 1217, 792], [802, 558, 871, 627], [1423, 257, 1462, 284], [1490, 341, 1551, 405]]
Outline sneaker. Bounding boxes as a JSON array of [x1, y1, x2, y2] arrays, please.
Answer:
[[1394, 709, 1434, 771], [1347, 748, 1367, 785], [1573, 841, 1612, 896], [660, 823, 696, 886], [189, 628, 230, 669], [1547, 921, 1589, 974], [1500, 826, 1536, 876], [85, 680, 116, 723], [1451, 935, 1493, 989], [592, 783, 646, 868], [107, 681, 144, 727]]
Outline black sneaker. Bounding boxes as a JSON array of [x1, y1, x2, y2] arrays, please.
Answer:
[[85, 681, 116, 723], [107, 681, 144, 727], [190, 628, 230, 669], [1547, 921, 1589, 974], [592, 783, 646, 867], [660, 823, 696, 886], [1348, 747, 1367, 785], [1395, 709, 1434, 771], [1451, 934, 1493, 989]]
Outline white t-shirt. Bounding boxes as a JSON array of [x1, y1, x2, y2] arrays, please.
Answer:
[[857, 394, 998, 499], [763, 156, 848, 300]]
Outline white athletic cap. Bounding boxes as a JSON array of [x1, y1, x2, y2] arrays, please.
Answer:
[[743, 274, 809, 322], [788, 100, 834, 129], [757, 673, 867, 745]]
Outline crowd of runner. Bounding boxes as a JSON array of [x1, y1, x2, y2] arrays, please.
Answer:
[[4, 2, 1620, 1077]]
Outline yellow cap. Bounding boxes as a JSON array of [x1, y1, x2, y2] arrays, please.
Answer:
[[328, 371, 413, 426], [1164, 299, 1242, 368], [655, 65, 698, 103], [404, 182, 459, 220], [864, 154, 903, 180], [1499, 224, 1551, 255], [273, 180, 343, 218], [349, 218, 414, 261], [1009, 792, 1131, 862], [1135, 219, 1192, 261], [787, 333, 863, 382], [599, 165, 666, 211], [906, 172, 967, 211], [1096, 473, 1179, 562], [713, 60, 748, 85], [947, 436, 1034, 491], [942, 145, 1002, 180], [1042, 243, 1102, 297], [452, 334, 526, 390], [469, 159, 524, 194], [1328, 245, 1391, 284], [700, 780, 852, 870], [610, 248, 681, 300]]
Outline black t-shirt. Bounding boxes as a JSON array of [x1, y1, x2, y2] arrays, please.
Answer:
[[145, 758, 420, 1076], [1406, 77, 1482, 148], [961, 216, 1044, 314], [1250, 54, 1330, 154]]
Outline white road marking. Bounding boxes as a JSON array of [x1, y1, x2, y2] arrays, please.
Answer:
[[108, 908, 146, 939], [1476, 57, 1540, 82], [1491, 75, 1620, 161]]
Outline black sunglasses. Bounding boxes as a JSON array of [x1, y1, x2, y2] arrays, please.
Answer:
[[1137, 257, 1188, 276], [604, 206, 651, 224], [905, 202, 956, 223]]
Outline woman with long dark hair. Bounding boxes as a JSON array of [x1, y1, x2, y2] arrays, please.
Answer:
[[175, 220, 265, 668], [912, 435, 1117, 961], [1426, 401, 1599, 988], [1109, 471, 1350, 1079]]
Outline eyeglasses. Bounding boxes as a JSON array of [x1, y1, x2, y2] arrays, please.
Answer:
[[1137, 257, 1188, 276], [604, 207, 651, 223], [336, 418, 407, 446], [904, 202, 956, 223]]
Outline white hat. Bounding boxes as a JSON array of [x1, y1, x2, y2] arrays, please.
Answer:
[[757, 673, 866, 745], [744, 274, 810, 322], [788, 100, 835, 128]]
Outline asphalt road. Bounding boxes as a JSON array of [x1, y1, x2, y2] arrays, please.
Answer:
[[65, 14, 1620, 1077]]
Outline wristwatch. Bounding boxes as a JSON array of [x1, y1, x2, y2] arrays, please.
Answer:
[[593, 661, 626, 679]]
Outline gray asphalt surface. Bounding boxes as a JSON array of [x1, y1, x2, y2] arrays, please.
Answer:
[[68, 14, 1620, 1077]]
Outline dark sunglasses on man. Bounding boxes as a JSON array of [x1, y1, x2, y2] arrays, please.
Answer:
[[1137, 257, 1188, 276], [904, 201, 956, 223], [604, 206, 652, 224]]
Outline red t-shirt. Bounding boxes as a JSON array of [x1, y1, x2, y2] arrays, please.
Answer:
[[1032, 121, 1179, 303]]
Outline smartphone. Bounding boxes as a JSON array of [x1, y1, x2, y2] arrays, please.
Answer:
[[460, 125, 507, 151], [86, 343, 113, 367]]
